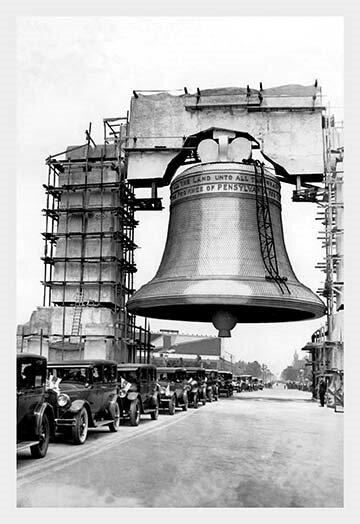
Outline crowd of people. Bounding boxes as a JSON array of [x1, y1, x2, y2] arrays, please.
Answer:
[[285, 381, 312, 391]]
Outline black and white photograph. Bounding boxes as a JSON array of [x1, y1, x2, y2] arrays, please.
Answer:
[[9, 9, 350, 512]]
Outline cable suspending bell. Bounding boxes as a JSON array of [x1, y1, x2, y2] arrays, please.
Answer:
[[253, 159, 290, 295]]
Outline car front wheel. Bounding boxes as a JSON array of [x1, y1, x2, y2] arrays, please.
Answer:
[[193, 393, 198, 409], [109, 402, 120, 432], [129, 399, 141, 426], [72, 407, 88, 445], [30, 413, 50, 458], [151, 398, 159, 420], [182, 394, 188, 411], [168, 396, 176, 416]]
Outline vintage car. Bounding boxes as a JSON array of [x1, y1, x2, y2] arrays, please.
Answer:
[[185, 367, 207, 408], [46, 359, 121, 445], [252, 378, 260, 391], [117, 364, 160, 426], [218, 371, 234, 397], [232, 378, 239, 392], [157, 367, 189, 414], [204, 369, 219, 402], [232, 376, 242, 393], [17, 353, 55, 458], [239, 375, 253, 391]]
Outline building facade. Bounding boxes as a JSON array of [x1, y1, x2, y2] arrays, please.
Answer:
[[150, 329, 233, 370]]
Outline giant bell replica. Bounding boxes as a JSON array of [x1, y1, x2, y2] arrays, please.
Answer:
[[126, 86, 326, 336]]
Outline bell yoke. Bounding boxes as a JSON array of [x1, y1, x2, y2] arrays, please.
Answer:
[[127, 134, 325, 337]]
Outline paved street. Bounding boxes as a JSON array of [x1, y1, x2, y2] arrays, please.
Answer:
[[17, 388, 343, 507]]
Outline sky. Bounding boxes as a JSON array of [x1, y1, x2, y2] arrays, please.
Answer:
[[16, 16, 344, 376]]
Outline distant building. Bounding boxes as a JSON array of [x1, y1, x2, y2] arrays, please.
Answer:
[[150, 329, 233, 371], [292, 350, 308, 371]]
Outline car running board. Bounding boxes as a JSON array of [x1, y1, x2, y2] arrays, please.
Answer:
[[17, 440, 39, 452], [94, 419, 116, 427]]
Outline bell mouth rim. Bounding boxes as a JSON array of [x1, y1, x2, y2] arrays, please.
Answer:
[[128, 276, 323, 297], [127, 295, 326, 323]]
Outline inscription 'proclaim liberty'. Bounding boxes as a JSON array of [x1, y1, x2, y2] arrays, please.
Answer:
[[171, 172, 280, 204]]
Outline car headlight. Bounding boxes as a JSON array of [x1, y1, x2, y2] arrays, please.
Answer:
[[119, 389, 127, 398], [57, 393, 70, 408]]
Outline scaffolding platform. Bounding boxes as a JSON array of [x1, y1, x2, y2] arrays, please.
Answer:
[[35, 120, 159, 363]]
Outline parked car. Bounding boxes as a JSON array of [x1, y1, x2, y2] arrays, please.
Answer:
[[185, 368, 207, 407], [46, 359, 120, 444], [17, 353, 55, 458], [234, 375, 245, 392], [251, 378, 264, 390], [157, 367, 189, 414], [239, 375, 252, 391], [218, 371, 234, 397], [117, 364, 160, 426], [204, 369, 219, 402]]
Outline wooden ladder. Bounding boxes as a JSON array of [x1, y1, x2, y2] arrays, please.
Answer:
[[71, 288, 85, 337]]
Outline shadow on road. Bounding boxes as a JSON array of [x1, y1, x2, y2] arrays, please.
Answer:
[[235, 397, 314, 403], [17, 417, 158, 462]]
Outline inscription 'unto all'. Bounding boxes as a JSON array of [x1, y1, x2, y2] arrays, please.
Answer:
[[171, 172, 280, 203]]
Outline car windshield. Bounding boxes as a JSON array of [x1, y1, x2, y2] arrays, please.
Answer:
[[49, 367, 89, 383], [18, 359, 46, 388], [120, 370, 138, 383], [159, 372, 176, 381], [220, 373, 230, 380]]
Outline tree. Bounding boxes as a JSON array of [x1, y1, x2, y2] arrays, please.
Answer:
[[244, 360, 262, 378], [234, 360, 247, 375], [234, 360, 274, 379]]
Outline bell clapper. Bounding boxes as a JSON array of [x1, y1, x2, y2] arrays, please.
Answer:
[[212, 310, 237, 338]]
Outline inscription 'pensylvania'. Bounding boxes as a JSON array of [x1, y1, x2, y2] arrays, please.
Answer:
[[171, 173, 280, 203]]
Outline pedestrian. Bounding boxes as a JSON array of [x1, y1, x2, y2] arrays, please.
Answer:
[[319, 378, 327, 407]]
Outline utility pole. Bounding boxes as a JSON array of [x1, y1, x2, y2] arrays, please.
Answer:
[[261, 363, 266, 382]]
